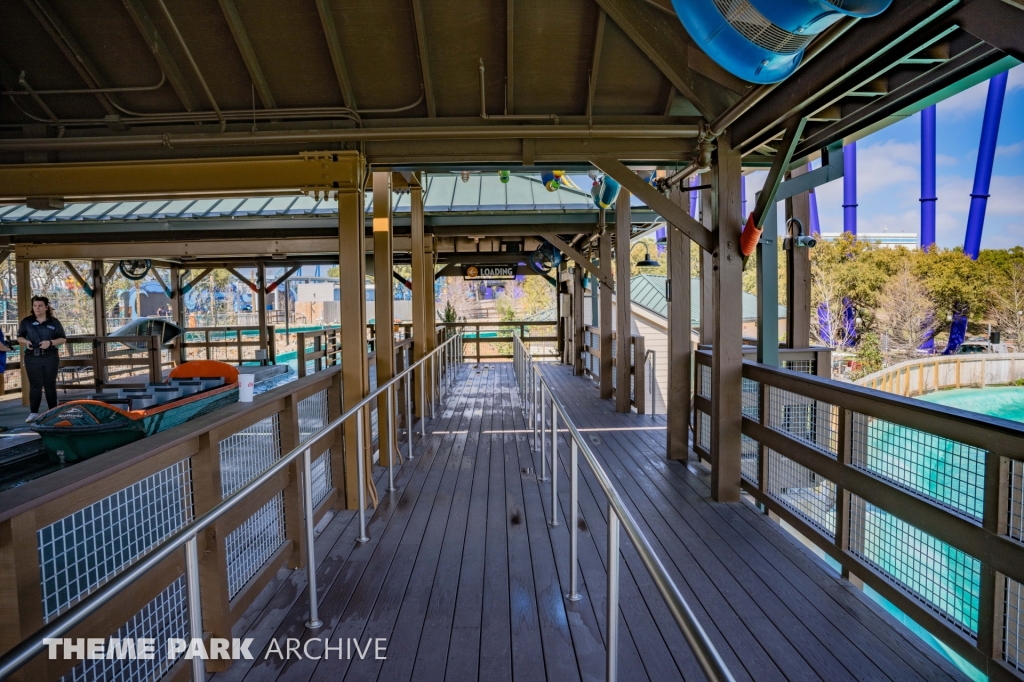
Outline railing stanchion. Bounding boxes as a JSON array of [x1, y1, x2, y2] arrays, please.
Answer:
[[420, 363, 427, 438], [356, 408, 369, 542], [533, 373, 540, 451], [567, 439, 581, 601], [607, 510, 620, 682], [550, 403, 559, 527], [387, 386, 397, 492], [184, 534, 205, 682], [302, 447, 323, 629], [540, 384, 548, 481], [405, 371, 413, 459]]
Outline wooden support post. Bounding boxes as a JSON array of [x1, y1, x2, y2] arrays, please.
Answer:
[[339, 170, 371, 510], [257, 261, 269, 359], [667, 185, 691, 459], [786, 165, 812, 349], [373, 171, 395, 466], [170, 264, 183, 364], [91, 261, 106, 338], [615, 188, 632, 413], [710, 133, 744, 502], [572, 265, 584, 376], [756, 204, 780, 366], [279, 396, 307, 570], [699, 179, 714, 346], [598, 212, 613, 400], [556, 263, 565, 360], [411, 181, 428, 417], [16, 257, 30, 406]]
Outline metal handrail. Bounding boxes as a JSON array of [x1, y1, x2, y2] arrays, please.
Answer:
[[0, 333, 464, 681], [645, 348, 656, 419], [513, 334, 734, 682]]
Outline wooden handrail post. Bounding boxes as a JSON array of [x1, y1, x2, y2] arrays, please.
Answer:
[[633, 335, 646, 414], [148, 335, 162, 384], [297, 332, 308, 378]]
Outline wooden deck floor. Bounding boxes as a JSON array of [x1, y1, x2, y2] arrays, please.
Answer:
[[214, 362, 968, 682]]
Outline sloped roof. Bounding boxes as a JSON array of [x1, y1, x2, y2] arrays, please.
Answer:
[[629, 274, 785, 324], [0, 173, 632, 225]]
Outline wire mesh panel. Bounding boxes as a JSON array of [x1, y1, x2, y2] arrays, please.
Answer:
[[741, 435, 759, 485], [225, 493, 286, 599], [1006, 576, 1024, 673], [767, 386, 838, 456], [848, 495, 981, 637], [850, 413, 985, 521], [311, 449, 332, 508], [219, 414, 282, 498], [60, 576, 189, 682], [782, 359, 815, 375], [742, 379, 760, 420], [699, 364, 711, 399], [697, 410, 711, 451], [37, 460, 193, 622], [1008, 458, 1024, 543], [298, 389, 329, 443], [766, 449, 836, 537]]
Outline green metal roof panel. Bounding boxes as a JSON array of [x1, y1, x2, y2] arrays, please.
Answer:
[[628, 274, 786, 324]]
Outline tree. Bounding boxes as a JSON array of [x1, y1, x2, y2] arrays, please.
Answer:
[[875, 262, 934, 362], [990, 263, 1024, 346], [852, 332, 884, 379], [914, 247, 994, 337]]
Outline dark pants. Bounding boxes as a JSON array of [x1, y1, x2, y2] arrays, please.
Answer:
[[25, 352, 59, 413]]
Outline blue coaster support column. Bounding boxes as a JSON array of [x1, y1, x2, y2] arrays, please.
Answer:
[[964, 71, 1008, 259], [843, 141, 857, 235], [920, 105, 937, 250]]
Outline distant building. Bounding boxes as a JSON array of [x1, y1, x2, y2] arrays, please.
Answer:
[[819, 229, 917, 249]]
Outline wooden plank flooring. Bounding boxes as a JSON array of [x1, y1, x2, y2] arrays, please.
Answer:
[[215, 362, 969, 682]]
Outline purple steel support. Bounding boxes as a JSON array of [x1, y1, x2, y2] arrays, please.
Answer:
[[807, 163, 821, 236], [843, 141, 857, 235], [741, 174, 747, 218], [964, 71, 1008, 259], [689, 174, 699, 217], [920, 105, 937, 251]]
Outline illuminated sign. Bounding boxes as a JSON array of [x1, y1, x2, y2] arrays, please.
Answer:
[[463, 265, 516, 280]]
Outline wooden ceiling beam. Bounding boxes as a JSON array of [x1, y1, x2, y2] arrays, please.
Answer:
[[586, 10, 606, 119], [120, 0, 200, 112], [591, 0, 713, 120], [506, 0, 514, 115], [410, 0, 437, 117], [217, 0, 276, 109], [313, 0, 357, 110]]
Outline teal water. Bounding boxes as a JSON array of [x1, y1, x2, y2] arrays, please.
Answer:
[[919, 385, 1024, 421]]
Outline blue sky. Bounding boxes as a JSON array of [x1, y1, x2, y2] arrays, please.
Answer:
[[745, 64, 1024, 250]]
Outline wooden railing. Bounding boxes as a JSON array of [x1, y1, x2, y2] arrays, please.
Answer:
[[295, 326, 414, 379], [693, 349, 1024, 680], [0, 366, 344, 678], [581, 325, 647, 413], [436, 321, 557, 364], [858, 353, 1024, 396], [56, 334, 166, 389], [178, 325, 278, 364]]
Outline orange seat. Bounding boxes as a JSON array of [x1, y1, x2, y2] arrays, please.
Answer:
[[168, 360, 240, 384]]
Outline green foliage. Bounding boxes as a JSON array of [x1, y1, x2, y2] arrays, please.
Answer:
[[852, 332, 884, 379]]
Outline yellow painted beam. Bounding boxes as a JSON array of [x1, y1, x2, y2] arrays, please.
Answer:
[[0, 151, 363, 202]]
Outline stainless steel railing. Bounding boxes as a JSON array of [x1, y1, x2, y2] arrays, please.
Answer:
[[513, 334, 734, 682], [645, 348, 656, 419], [0, 334, 464, 681]]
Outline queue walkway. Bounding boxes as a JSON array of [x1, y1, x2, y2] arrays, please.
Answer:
[[216, 362, 967, 682]]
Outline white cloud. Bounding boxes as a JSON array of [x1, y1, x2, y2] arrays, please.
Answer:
[[937, 65, 1023, 120], [997, 141, 1024, 158]]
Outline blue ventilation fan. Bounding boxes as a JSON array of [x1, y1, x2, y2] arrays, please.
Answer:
[[671, 0, 892, 84]]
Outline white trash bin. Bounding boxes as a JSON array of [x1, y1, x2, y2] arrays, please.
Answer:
[[238, 374, 256, 402]]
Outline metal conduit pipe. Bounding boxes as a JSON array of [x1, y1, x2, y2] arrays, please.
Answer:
[[661, 16, 859, 190], [2, 71, 167, 97], [479, 59, 559, 124], [0, 123, 699, 152]]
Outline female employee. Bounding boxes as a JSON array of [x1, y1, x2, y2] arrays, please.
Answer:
[[18, 296, 67, 422]]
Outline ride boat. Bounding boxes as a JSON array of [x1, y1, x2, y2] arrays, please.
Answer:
[[31, 360, 240, 463]]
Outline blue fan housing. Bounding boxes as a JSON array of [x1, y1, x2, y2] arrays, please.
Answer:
[[670, 0, 892, 84]]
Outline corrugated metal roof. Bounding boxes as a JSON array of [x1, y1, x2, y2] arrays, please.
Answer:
[[629, 274, 786, 324], [0, 173, 641, 225]]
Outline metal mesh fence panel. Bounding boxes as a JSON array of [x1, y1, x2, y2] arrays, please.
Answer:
[[766, 449, 835, 537], [1009, 458, 1024, 543], [767, 386, 838, 457], [298, 389, 329, 443], [699, 364, 711, 399], [697, 410, 710, 451], [782, 359, 815, 375], [37, 460, 193, 622], [225, 493, 286, 599], [1006, 575, 1024, 673], [850, 413, 985, 521], [219, 414, 282, 498], [742, 379, 759, 420], [60, 576, 189, 682], [311, 449, 332, 508], [741, 436, 759, 485], [848, 495, 981, 637]]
